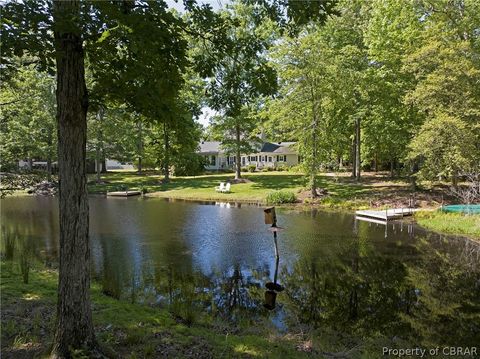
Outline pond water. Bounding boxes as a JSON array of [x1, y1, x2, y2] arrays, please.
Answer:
[[1, 196, 479, 348]]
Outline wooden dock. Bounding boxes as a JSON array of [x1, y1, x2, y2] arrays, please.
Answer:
[[107, 190, 141, 197], [355, 208, 417, 221]]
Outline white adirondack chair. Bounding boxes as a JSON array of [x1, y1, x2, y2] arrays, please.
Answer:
[[215, 182, 225, 192], [222, 183, 231, 193]]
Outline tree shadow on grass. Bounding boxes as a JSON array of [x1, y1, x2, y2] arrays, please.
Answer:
[[1, 265, 56, 358]]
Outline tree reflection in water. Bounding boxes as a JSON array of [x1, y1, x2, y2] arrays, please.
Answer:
[[1, 198, 479, 348], [279, 234, 480, 348]]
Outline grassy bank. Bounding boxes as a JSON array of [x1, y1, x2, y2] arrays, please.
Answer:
[[86, 171, 448, 209], [415, 211, 480, 238], [1, 262, 315, 358]]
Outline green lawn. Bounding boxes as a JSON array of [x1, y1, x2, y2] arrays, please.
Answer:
[[0, 261, 316, 358], [415, 211, 480, 238], [87, 171, 406, 208]]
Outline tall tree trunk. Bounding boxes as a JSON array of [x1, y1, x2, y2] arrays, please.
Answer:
[[47, 129, 53, 181], [390, 158, 395, 178], [374, 151, 378, 172], [28, 157, 33, 171], [452, 171, 458, 188], [410, 160, 418, 191], [235, 124, 241, 180], [95, 107, 104, 183], [163, 122, 170, 182], [47, 157, 52, 182], [51, 1, 96, 356], [309, 86, 319, 197], [351, 137, 356, 178], [355, 117, 361, 180], [310, 116, 318, 198], [137, 120, 143, 174]]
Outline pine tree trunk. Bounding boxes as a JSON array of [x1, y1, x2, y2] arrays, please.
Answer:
[[163, 122, 170, 182], [309, 85, 319, 197], [47, 130, 53, 181], [351, 137, 356, 178], [47, 157, 52, 182], [137, 120, 143, 174], [452, 171, 458, 188], [95, 158, 101, 183], [235, 124, 241, 180], [311, 115, 318, 198], [410, 160, 418, 191], [355, 117, 361, 180], [51, 1, 96, 356], [95, 107, 104, 183]]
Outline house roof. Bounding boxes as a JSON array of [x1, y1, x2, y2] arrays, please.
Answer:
[[199, 141, 222, 153], [198, 141, 296, 154], [260, 142, 296, 154]]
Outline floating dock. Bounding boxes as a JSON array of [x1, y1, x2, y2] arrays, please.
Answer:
[[107, 190, 141, 197], [355, 208, 417, 221]]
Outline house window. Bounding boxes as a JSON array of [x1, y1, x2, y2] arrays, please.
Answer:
[[242, 157, 246, 165], [210, 155, 216, 166], [268, 156, 272, 162]]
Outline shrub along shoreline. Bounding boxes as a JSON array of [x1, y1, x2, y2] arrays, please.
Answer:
[[414, 211, 480, 239]]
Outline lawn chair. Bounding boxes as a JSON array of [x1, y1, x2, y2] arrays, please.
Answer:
[[215, 182, 225, 192], [222, 183, 231, 193]]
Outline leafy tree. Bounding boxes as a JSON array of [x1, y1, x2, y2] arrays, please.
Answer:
[[362, 0, 424, 175], [0, 64, 57, 177], [404, 15, 480, 124], [1, 0, 219, 355], [86, 105, 150, 179], [247, 0, 338, 29], [267, 30, 333, 196], [408, 114, 478, 186], [201, 2, 278, 179]]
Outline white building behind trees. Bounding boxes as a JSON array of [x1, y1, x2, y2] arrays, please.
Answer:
[[198, 141, 299, 171]]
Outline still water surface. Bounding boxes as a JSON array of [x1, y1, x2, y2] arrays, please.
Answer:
[[2, 196, 479, 347]]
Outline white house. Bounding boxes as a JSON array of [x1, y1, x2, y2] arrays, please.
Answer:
[[105, 159, 135, 171], [198, 141, 299, 171]]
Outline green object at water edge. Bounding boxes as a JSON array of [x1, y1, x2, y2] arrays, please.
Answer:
[[441, 204, 480, 214]]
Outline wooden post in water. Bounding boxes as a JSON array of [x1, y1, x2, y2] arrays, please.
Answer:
[[263, 207, 285, 310]]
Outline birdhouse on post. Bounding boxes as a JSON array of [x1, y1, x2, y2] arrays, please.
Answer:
[[264, 290, 277, 310], [264, 207, 276, 226]]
